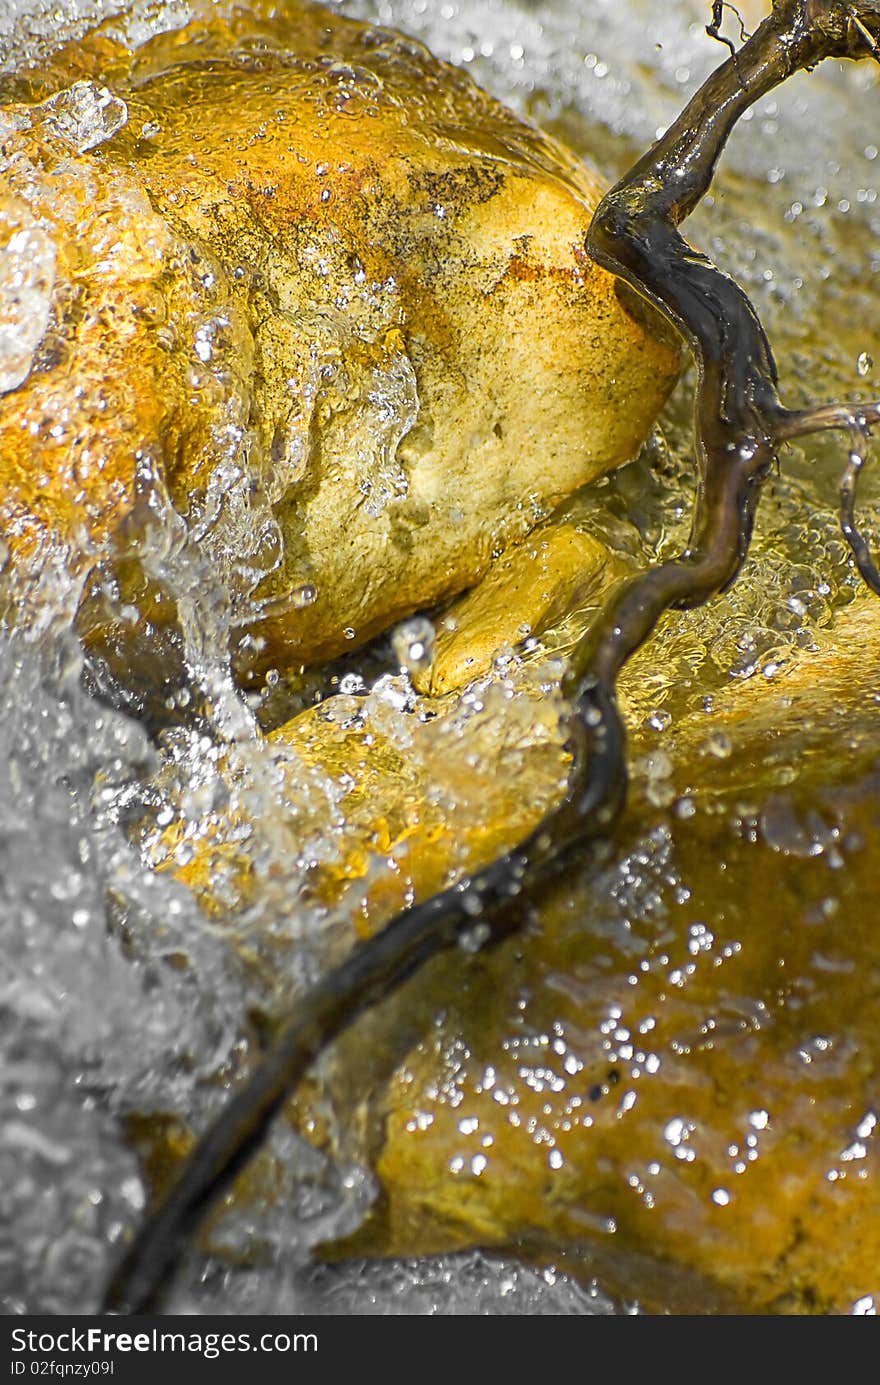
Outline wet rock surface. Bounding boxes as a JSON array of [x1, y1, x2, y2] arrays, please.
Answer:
[[307, 601, 880, 1315], [0, 0, 676, 708], [128, 596, 880, 1315]]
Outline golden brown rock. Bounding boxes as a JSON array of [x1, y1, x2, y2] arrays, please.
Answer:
[[142, 661, 571, 936], [128, 585, 880, 1314], [314, 598, 880, 1314], [0, 0, 679, 698], [415, 523, 628, 695]]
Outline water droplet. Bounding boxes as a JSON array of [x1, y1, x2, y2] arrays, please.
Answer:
[[663, 1117, 689, 1147], [121, 1176, 145, 1211], [391, 615, 435, 677], [704, 730, 732, 759], [858, 351, 874, 377], [291, 583, 318, 609], [338, 672, 365, 694]]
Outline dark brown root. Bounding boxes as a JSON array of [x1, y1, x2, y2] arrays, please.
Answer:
[[779, 402, 880, 595], [102, 0, 880, 1315], [706, 2, 750, 64], [839, 422, 880, 595]]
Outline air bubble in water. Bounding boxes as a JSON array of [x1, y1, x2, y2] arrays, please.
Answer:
[[338, 672, 366, 694], [857, 351, 874, 377], [459, 920, 492, 953], [704, 730, 733, 759], [292, 583, 318, 609], [391, 615, 435, 677]]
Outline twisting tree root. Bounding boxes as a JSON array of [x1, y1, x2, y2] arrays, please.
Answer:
[[706, 1, 750, 61], [103, 0, 880, 1314]]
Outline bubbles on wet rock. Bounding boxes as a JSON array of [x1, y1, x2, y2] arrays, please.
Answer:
[[354, 343, 419, 517], [663, 1117, 695, 1160], [458, 919, 491, 952], [633, 748, 675, 808], [39, 80, 128, 153], [703, 729, 732, 760], [616, 502, 856, 727], [338, 671, 366, 695]]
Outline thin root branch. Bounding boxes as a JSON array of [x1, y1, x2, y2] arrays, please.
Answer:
[[706, 1, 750, 60], [776, 401, 880, 593], [102, 0, 880, 1315], [840, 423, 880, 593]]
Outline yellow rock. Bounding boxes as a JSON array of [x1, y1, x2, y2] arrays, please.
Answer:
[[129, 590, 880, 1313], [141, 661, 572, 938], [311, 596, 880, 1313], [416, 523, 629, 694], [0, 0, 679, 696]]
